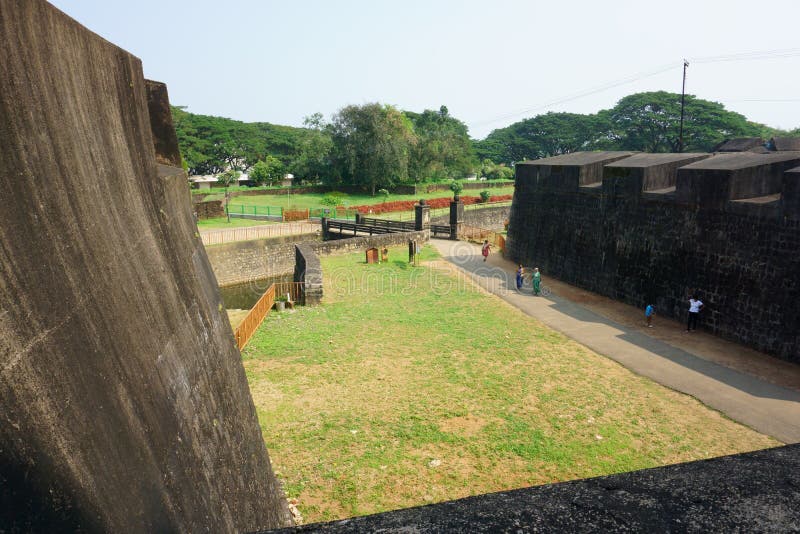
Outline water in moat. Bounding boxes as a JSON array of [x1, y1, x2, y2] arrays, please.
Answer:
[[219, 274, 292, 310]]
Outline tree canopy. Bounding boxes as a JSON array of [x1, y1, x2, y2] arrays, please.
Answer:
[[172, 92, 795, 191], [475, 91, 788, 164], [327, 103, 417, 195]]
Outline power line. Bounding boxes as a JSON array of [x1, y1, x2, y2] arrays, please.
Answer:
[[470, 47, 800, 131], [469, 62, 679, 128]]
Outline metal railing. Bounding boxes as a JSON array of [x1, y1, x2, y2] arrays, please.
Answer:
[[234, 281, 304, 350], [226, 204, 283, 217], [357, 217, 416, 231], [201, 222, 319, 246], [325, 220, 396, 237], [431, 224, 451, 237]]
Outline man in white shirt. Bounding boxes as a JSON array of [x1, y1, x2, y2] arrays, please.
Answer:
[[687, 294, 704, 332]]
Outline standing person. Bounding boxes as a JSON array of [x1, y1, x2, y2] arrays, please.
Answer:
[[645, 303, 655, 327], [687, 294, 703, 332], [516, 264, 524, 290], [532, 267, 541, 296], [481, 240, 491, 262]]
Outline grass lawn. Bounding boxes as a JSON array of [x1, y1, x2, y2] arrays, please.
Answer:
[[227, 186, 516, 210], [197, 217, 280, 230], [242, 246, 778, 524]]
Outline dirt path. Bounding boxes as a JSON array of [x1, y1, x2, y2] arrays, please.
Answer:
[[430, 239, 800, 444]]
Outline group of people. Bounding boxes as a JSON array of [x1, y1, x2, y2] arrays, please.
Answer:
[[515, 264, 542, 295], [482, 241, 707, 332], [643, 293, 704, 332], [481, 241, 544, 296]]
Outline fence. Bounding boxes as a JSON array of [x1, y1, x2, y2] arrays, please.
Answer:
[[325, 220, 396, 237], [234, 281, 304, 350], [461, 224, 506, 252], [309, 207, 358, 220], [226, 204, 283, 217], [431, 224, 451, 237], [200, 222, 319, 246], [357, 217, 416, 231]]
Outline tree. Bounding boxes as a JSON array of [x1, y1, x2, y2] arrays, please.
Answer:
[[476, 112, 608, 164], [605, 91, 762, 152], [406, 105, 476, 182], [249, 156, 284, 186], [218, 169, 241, 222], [291, 113, 333, 184], [328, 103, 417, 195], [449, 180, 463, 198]]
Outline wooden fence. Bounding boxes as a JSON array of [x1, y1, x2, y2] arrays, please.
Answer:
[[461, 225, 506, 252], [201, 222, 319, 246], [233, 281, 304, 350]]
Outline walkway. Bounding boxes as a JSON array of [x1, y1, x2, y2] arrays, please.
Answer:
[[430, 239, 800, 444]]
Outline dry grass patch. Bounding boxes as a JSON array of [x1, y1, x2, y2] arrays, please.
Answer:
[[243, 245, 779, 523]]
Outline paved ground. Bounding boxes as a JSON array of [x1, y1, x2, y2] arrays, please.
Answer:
[[430, 239, 800, 444]]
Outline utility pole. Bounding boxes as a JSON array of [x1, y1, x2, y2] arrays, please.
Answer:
[[678, 59, 689, 153]]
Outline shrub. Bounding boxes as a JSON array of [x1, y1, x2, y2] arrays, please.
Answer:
[[479, 190, 491, 203]]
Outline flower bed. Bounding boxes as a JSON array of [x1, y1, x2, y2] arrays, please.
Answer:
[[343, 195, 512, 215]]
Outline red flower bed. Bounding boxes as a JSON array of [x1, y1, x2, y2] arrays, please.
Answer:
[[344, 195, 512, 215]]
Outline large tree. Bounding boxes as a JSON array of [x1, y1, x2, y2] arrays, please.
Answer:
[[605, 91, 763, 153], [406, 105, 475, 182], [328, 103, 416, 195], [291, 113, 333, 184], [475, 112, 608, 164]]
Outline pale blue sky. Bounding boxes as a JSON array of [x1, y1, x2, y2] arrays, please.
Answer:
[[51, 0, 800, 138]]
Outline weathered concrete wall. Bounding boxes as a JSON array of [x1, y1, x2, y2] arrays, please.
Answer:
[[0, 2, 289, 531], [431, 206, 510, 229], [193, 199, 225, 219], [295, 245, 323, 305], [207, 231, 430, 287], [205, 233, 319, 286], [508, 153, 800, 362]]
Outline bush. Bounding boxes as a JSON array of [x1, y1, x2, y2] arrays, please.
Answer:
[[479, 190, 491, 203], [449, 180, 464, 197], [321, 192, 348, 207]]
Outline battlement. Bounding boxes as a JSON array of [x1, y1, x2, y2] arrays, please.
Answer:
[[509, 151, 800, 362], [516, 150, 800, 218]]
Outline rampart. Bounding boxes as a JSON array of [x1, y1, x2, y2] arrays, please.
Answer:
[[431, 205, 510, 229], [0, 2, 289, 531], [206, 231, 430, 287], [507, 151, 800, 362]]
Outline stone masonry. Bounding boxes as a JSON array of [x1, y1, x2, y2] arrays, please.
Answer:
[[508, 151, 800, 362]]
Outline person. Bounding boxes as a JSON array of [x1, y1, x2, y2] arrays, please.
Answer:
[[532, 267, 541, 296], [645, 303, 655, 327], [481, 240, 491, 262], [516, 264, 524, 290], [687, 294, 703, 332]]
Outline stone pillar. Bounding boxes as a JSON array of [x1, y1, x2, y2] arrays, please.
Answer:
[[295, 244, 323, 305], [321, 217, 329, 240], [414, 199, 430, 231], [355, 212, 363, 224], [449, 196, 464, 240]]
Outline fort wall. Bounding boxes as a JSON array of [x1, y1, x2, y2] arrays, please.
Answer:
[[507, 152, 800, 362], [0, 2, 289, 530]]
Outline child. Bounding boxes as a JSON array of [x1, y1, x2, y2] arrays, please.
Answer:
[[645, 303, 654, 327], [481, 240, 491, 262], [516, 265, 524, 290]]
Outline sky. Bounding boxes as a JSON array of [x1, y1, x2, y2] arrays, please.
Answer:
[[50, 0, 800, 139]]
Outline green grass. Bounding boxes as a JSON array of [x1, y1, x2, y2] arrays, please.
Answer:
[[242, 246, 778, 523], [228, 186, 516, 210], [197, 217, 280, 230]]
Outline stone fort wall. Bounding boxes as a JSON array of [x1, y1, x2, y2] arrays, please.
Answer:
[[507, 151, 800, 363], [0, 2, 289, 530]]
